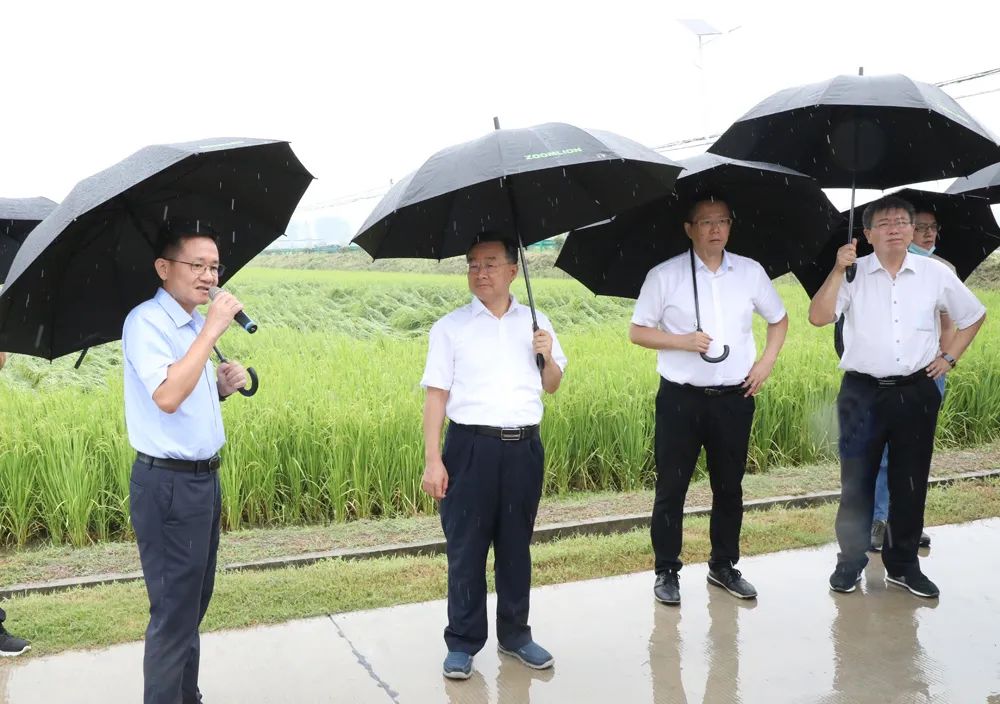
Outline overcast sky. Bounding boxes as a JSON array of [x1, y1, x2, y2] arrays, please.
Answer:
[[3, 0, 999, 241]]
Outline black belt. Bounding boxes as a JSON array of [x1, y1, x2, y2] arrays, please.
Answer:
[[451, 423, 539, 441], [845, 370, 926, 388], [662, 378, 745, 397], [135, 452, 221, 473]]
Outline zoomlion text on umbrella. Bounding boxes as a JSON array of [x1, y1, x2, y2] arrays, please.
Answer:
[[524, 147, 584, 160]]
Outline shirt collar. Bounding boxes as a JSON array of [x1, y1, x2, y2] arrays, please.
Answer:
[[864, 252, 918, 276], [155, 287, 202, 329], [692, 249, 733, 273], [470, 293, 523, 318]]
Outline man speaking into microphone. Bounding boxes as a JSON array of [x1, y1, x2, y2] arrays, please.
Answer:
[[122, 221, 248, 704]]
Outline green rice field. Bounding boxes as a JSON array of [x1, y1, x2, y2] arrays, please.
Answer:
[[1, 267, 997, 546]]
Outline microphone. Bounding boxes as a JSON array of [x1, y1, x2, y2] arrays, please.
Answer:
[[208, 286, 258, 334]]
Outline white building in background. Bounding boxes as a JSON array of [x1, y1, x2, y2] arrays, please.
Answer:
[[269, 198, 376, 251]]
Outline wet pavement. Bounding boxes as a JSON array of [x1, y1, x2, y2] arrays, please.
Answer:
[[2, 518, 999, 703]]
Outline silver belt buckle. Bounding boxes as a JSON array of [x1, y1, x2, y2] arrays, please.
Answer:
[[500, 427, 522, 441]]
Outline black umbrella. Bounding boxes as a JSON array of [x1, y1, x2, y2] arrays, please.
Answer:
[[555, 153, 842, 299], [945, 162, 1000, 202], [793, 188, 1000, 297], [0, 138, 313, 364], [352, 121, 683, 368], [0, 197, 57, 284], [709, 72, 1000, 280]]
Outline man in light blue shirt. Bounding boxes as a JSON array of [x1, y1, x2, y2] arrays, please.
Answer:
[[123, 222, 247, 704]]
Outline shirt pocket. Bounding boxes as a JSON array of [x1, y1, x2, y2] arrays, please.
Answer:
[[916, 311, 938, 333], [737, 296, 755, 335]]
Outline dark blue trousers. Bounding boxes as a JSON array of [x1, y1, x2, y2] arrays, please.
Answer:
[[439, 423, 545, 655], [835, 373, 940, 575], [130, 460, 221, 704]]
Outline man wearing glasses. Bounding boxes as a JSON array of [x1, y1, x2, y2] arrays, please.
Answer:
[[122, 221, 248, 703], [421, 232, 566, 680], [869, 208, 956, 553], [809, 196, 985, 598], [630, 195, 789, 606]]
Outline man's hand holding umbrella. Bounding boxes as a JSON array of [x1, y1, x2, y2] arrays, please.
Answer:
[[532, 328, 561, 393]]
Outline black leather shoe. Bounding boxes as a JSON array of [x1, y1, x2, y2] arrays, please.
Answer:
[[653, 571, 680, 605], [707, 566, 757, 599]]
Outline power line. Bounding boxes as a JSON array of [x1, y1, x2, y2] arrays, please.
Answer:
[[935, 67, 1000, 87], [651, 134, 720, 153], [952, 86, 1000, 101]]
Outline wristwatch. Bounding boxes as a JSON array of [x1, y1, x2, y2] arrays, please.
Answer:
[[941, 352, 957, 368]]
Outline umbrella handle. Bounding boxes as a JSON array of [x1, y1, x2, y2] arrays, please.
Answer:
[[213, 345, 259, 398], [238, 367, 259, 397], [532, 323, 544, 372], [689, 248, 729, 364], [845, 263, 857, 283], [700, 345, 730, 363]]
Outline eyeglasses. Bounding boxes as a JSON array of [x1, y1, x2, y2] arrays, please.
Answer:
[[467, 261, 508, 275], [163, 258, 225, 277], [914, 223, 941, 233], [871, 218, 912, 230], [691, 217, 733, 229]]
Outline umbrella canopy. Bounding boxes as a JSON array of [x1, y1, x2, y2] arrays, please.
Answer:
[[792, 188, 1000, 297], [554, 154, 842, 298], [0, 196, 57, 284], [351, 122, 683, 259], [0, 138, 313, 359], [708, 73, 1000, 188], [945, 161, 1000, 202]]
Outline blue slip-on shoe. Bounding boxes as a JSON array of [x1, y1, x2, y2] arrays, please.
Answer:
[[498, 641, 554, 670], [443, 651, 473, 680]]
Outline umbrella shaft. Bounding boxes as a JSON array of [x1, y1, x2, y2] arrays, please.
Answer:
[[517, 235, 539, 331]]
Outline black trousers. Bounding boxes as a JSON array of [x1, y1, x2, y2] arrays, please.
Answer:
[[439, 423, 545, 655], [652, 378, 755, 574], [130, 460, 221, 704], [835, 373, 940, 574]]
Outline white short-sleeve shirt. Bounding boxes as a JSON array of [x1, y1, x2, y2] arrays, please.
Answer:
[[632, 250, 786, 386], [421, 295, 567, 426], [836, 253, 985, 377]]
